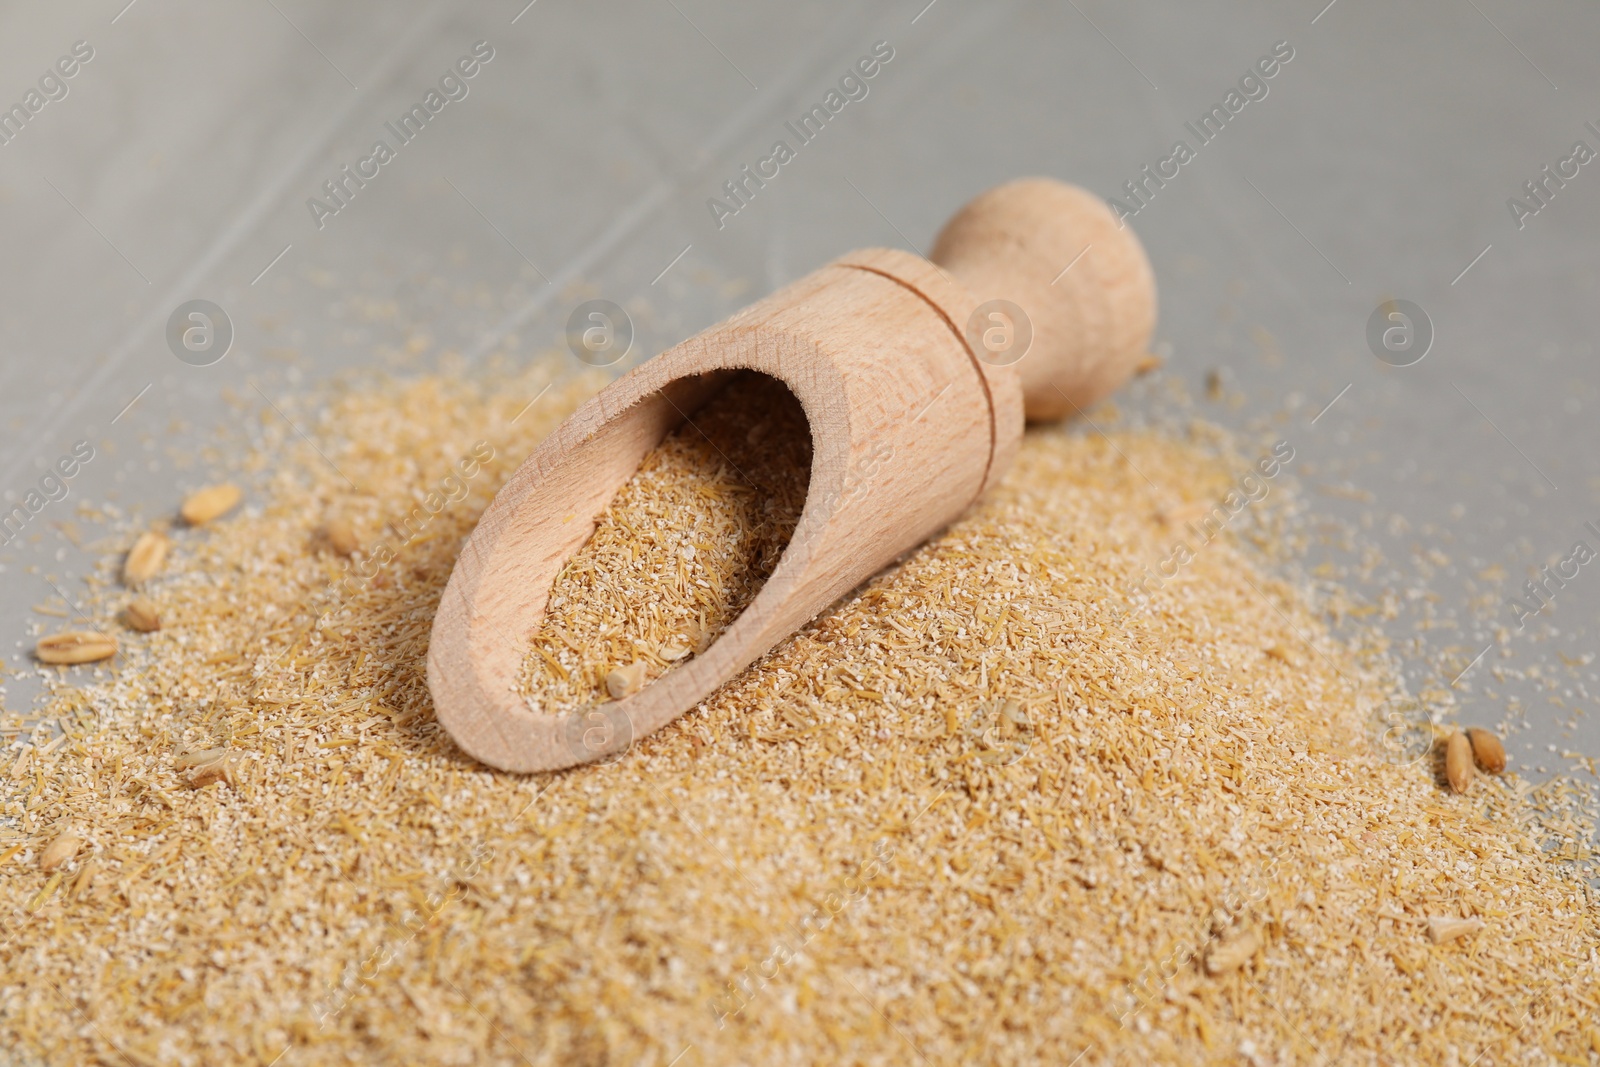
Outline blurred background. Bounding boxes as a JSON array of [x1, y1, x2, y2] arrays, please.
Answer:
[[2, 0, 1598, 783]]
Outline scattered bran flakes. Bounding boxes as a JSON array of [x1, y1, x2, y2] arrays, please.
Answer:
[[0, 360, 1593, 1066]]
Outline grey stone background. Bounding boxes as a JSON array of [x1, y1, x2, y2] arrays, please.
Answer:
[[1, 0, 1597, 787]]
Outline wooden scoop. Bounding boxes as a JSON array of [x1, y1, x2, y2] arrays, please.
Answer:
[[428, 178, 1156, 772]]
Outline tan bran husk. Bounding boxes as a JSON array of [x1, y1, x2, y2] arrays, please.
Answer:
[[0, 359, 1596, 1067]]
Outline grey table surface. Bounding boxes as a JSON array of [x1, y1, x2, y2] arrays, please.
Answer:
[[1, 0, 1597, 793]]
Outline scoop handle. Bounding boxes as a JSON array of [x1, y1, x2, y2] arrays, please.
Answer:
[[931, 178, 1157, 421]]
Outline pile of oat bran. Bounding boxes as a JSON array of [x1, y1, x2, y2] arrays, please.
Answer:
[[0, 361, 1596, 1066], [520, 371, 811, 713]]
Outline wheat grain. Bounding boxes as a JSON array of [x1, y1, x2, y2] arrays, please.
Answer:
[[34, 631, 116, 665], [180, 483, 242, 525], [122, 530, 170, 586]]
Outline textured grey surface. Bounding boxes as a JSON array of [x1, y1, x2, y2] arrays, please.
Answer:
[[1, 0, 1597, 778]]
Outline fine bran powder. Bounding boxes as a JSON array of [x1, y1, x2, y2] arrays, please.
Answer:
[[0, 361, 1596, 1066]]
